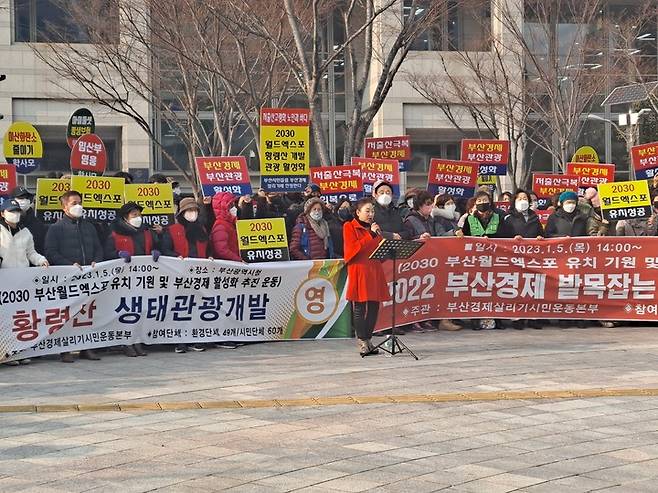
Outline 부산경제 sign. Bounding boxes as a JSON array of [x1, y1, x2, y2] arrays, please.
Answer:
[[532, 173, 580, 209], [351, 157, 400, 197], [195, 156, 252, 198], [309, 165, 363, 205], [566, 162, 615, 194], [427, 159, 478, 198], [0, 163, 17, 207], [460, 139, 510, 176], [631, 142, 658, 180], [364, 135, 411, 172]]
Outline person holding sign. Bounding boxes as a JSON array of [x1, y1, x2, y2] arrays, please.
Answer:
[[343, 198, 389, 356], [210, 192, 242, 262], [44, 190, 103, 363], [583, 188, 613, 237], [290, 197, 335, 260]]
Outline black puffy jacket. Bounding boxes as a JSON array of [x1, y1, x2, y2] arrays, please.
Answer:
[[504, 210, 544, 238], [44, 214, 104, 266], [373, 203, 411, 240]]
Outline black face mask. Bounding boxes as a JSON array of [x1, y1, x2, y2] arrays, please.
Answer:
[[476, 203, 491, 213]]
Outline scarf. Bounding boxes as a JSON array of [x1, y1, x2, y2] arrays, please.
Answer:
[[307, 214, 330, 249], [178, 216, 208, 243]]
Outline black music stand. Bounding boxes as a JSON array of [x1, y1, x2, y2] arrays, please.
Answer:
[[369, 238, 424, 359]]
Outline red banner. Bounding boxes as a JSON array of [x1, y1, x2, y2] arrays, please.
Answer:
[[532, 173, 580, 199], [351, 157, 400, 196], [364, 136, 411, 161], [460, 139, 509, 176], [309, 165, 363, 205], [0, 163, 17, 205], [70, 134, 107, 176], [427, 159, 478, 198], [375, 237, 658, 330], [195, 156, 252, 197], [566, 162, 615, 190], [631, 142, 658, 180]]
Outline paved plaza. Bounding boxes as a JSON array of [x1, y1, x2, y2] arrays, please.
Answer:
[[3, 325, 658, 492]]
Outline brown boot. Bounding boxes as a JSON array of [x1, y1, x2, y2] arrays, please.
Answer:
[[438, 319, 462, 331]]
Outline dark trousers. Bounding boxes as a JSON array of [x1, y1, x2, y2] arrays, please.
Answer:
[[352, 301, 380, 340]]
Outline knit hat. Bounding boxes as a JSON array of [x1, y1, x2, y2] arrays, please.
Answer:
[[304, 197, 324, 215], [118, 201, 143, 218], [372, 179, 392, 194], [559, 191, 578, 204], [177, 197, 199, 216]]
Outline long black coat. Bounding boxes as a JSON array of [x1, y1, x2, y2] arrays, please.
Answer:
[[44, 215, 104, 266], [504, 210, 544, 238]]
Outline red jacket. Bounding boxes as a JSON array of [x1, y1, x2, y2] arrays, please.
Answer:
[[168, 223, 208, 258], [210, 192, 242, 262], [343, 219, 389, 302]]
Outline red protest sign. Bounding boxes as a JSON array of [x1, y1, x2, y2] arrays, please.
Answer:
[[364, 136, 411, 171], [195, 156, 252, 198], [70, 134, 107, 176], [375, 237, 658, 329], [631, 142, 658, 180], [460, 139, 510, 175], [0, 163, 17, 204], [351, 157, 400, 196], [566, 162, 615, 190], [532, 173, 580, 199], [427, 159, 478, 198], [309, 165, 363, 205]]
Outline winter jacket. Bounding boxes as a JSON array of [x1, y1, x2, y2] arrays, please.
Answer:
[[586, 211, 615, 237], [19, 210, 48, 253], [616, 218, 654, 236], [210, 192, 242, 262], [460, 211, 510, 238], [403, 211, 453, 239], [104, 218, 155, 259], [44, 214, 104, 266], [504, 210, 544, 238], [326, 212, 345, 258], [343, 219, 389, 302], [373, 202, 411, 240], [290, 214, 334, 260], [168, 223, 208, 258], [545, 208, 588, 238], [0, 221, 47, 268], [433, 213, 458, 235]]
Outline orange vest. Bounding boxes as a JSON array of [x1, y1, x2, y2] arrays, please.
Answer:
[[111, 230, 153, 256]]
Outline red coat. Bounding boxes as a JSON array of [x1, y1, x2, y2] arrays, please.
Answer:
[[210, 192, 242, 262], [343, 219, 389, 302], [168, 223, 208, 258]]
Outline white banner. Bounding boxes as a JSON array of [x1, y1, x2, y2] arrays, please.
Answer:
[[1, 257, 350, 362]]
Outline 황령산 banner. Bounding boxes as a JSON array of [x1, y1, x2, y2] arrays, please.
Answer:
[[1, 257, 350, 363]]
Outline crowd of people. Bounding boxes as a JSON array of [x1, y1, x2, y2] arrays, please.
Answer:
[[2, 171, 656, 361]]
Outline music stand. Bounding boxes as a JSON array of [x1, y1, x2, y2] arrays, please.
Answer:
[[369, 238, 424, 359]]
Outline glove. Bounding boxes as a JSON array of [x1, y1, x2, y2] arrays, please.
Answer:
[[118, 250, 131, 263], [151, 249, 161, 262]]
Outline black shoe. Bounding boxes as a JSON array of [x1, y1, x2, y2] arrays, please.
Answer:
[[123, 345, 138, 357], [189, 344, 206, 352], [174, 344, 187, 354], [61, 352, 75, 363], [214, 342, 238, 349], [134, 344, 147, 356], [80, 350, 100, 361]]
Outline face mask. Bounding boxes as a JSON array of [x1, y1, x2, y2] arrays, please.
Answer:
[[309, 210, 323, 221], [376, 194, 392, 206], [69, 204, 84, 218], [128, 216, 143, 228], [530, 201, 539, 211], [563, 202, 577, 213], [444, 203, 457, 215], [338, 208, 352, 221], [173, 187, 181, 195], [407, 198, 414, 208], [475, 203, 491, 213], [16, 199, 31, 212], [515, 200, 529, 212], [3, 211, 20, 224], [184, 210, 198, 222], [229, 207, 238, 217]]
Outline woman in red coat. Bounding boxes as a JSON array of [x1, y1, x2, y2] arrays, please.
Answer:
[[210, 192, 242, 262], [343, 198, 389, 356]]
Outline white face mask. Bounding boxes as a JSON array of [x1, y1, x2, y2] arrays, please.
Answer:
[[376, 194, 392, 206], [3, 211, 21, 224], [563, 202, 577, 213], [444, 203, 457, 215], [229, 207, 238, 217], [69, 204, 84, 218], [515, 200, 530, 212], [309, 210, 323, 221], [183, 210, 198, 223], [407, 198, 414, 208], [128, 216, 143, 228], [16, 199, 31, 212], [173, 187, 181, 195]]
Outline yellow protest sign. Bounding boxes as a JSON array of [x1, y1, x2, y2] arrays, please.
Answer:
[[572, 146, 599, 164], [35, 179, 71, 223], [259, 108, 310, 192], [124, 184, 175, 227], [597, 180, 651, 222], [71, 176, 125, 222], [3, 122, 43, 174], [236, 218, 289, 262]]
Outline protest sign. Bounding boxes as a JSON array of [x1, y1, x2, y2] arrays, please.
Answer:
[[631, 142, 658, 180], [71, 175, 125, 222], [536, 209, 552, 226], [461, 139, 509, 176], [3, 122, 43, 174], [309, 165, 363, 205], [35, 178, 71, 223], [0, 163, 17, 207], [375, 237, 658, 330], [259, 108, 310, 192], [364, 135, 411, 172], [0, 257, 350, 363], [351, 157, 400, 196], [124, 184, 175, 227], [236, 218, 290, 263], [597, 180, 651, 222], [66, 108, 95, 148], [195, 156, 252, 198], [566, 162, 615, 194], [532, 173, 580, 208], [477, 174, 496, 195], [571, 145, 600, 164], [427, 159, 478, 198], [70, 133, 107, 176]]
